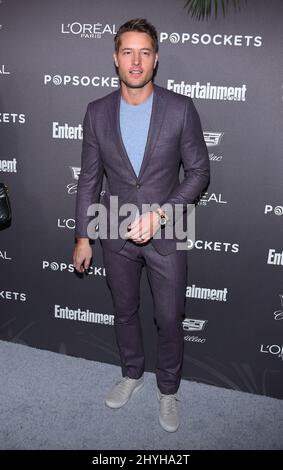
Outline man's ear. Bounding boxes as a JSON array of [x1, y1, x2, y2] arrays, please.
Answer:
[[113, 52, 118, 68], [154, 54, 158, 69]]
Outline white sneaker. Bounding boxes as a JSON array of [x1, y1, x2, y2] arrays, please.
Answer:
[[157, 389, 180, 432], [105, 376, 144, 409]]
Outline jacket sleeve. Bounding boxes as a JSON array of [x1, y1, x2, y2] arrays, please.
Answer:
[[160, 98, 210, 224], [75, 103, 104, 239]]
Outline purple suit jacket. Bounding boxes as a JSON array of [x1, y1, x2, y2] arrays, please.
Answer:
[[75, 84, 210, 255]]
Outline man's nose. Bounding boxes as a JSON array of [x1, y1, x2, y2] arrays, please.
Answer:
[[132, 52, 141, 65]]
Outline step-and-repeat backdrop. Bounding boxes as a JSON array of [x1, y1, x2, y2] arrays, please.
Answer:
[[0, 0, 282, 398]]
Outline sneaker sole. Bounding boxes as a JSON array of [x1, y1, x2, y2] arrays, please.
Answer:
[[159, 416, 179, 433]]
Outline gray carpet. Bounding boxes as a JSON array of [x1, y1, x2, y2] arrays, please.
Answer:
[[0, 340, 282, 450]]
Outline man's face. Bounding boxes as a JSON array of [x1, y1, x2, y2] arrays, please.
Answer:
[[114, 31, 158, 89]]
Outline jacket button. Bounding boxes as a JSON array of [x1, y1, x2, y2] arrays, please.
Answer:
[[136, 183, 141, 188]]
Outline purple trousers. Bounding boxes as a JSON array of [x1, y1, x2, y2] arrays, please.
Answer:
[[102, 240, 187, 394]]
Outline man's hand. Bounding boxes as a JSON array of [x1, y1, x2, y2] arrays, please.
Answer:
[[73, 238, 92, 273], [125, 211, 160, 244]]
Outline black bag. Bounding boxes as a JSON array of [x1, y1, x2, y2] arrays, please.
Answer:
[[0, 183, 12, 227]]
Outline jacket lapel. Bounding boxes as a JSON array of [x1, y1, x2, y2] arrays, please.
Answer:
[[109, 89, 137, 180], [110, 84, 167, 182], [138, 85, 167, 181]]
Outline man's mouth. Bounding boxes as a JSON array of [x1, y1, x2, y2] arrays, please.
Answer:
[[129, 69, 143, 75]]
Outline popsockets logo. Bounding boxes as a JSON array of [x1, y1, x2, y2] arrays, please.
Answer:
[[160, 31, 262, 47], [0, 290, 26, 301], [42, 260, 106, 277], [0, 113, 25, 124], [52, 75, 62, 86], [46, 262, 62, 271], [44, 74, 119, 88], [187, 238, 239, 253], [169, 33, 180, 44], [264, 204, 283, 216]]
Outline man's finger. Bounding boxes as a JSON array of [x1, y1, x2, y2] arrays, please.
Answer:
[[125, 226, 144, 239], [128, 218, 140, 230]]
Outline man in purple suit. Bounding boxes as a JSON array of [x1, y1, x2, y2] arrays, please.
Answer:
[[73, 18, 209, 432]]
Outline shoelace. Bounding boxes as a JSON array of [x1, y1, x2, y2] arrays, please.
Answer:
[[160, 394, 179, 416], [114, 377, 135, 396]]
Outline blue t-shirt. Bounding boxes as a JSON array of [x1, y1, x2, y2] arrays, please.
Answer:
[[120, 92, 153, 177]]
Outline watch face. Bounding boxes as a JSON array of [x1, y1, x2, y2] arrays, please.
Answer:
[[160, 216, 167, 226]]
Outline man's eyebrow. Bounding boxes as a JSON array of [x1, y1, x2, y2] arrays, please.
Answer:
[[121, 47, 153, 51]]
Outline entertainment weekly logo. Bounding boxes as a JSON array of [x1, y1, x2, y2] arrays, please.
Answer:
[[52, 122, 82, 140], [54, 304, 114, 326], [160, 32, 262, 47], [61, 22, 117, 39], [0, 158, 17, 173], [167, 80, 247, 101], [267, 249, 283, 266], [186, 284, 228, 302]]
